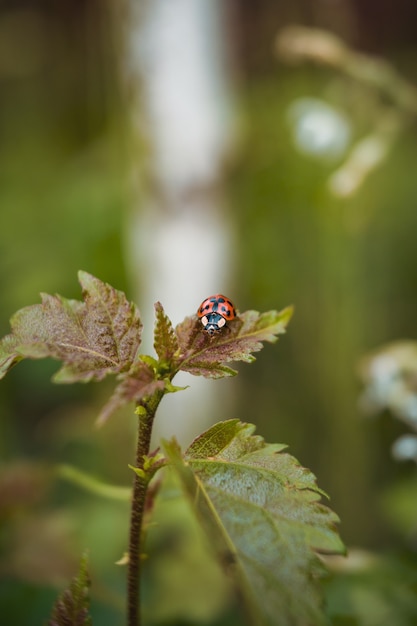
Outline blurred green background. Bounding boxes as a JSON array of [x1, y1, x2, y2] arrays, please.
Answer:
[[2, 1, 417, 624]]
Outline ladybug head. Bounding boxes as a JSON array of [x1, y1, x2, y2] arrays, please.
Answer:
[[200, 312, 226, 335]]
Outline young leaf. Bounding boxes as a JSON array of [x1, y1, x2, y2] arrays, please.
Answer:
[[96, 360, 165, 426], [164, 420, 345, 626], [0, 272, 142, 383], [154, 301, 180, 361], [48, 553, 92, 626], [175, 306, 293, 379]]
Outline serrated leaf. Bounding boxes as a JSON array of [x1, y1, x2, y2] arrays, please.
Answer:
[[48, 553, 92, 626], [164, 419, 344, 626], [0, 272, 142, 383], [185, 419, 288, 459], [154, 302, 179, 361], [181, 362, 238, 380], [96, 360, 165, 426], [175, 306, 293, 379]]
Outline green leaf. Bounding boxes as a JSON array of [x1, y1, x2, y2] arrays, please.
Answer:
[[154, 301, 180, 361], [96, 360, 165, 426], [0, 272, 142, 383], [164, 419, 345, 626], [57, 464, 131, 501], [48, 553, 92, 626], [0, 334, 23, 378], [139, 354, 159, 370], [129, 453, 165, 482], [129, 464, 146, 480], [324, 552, 417, 626], [142, 472, 233, 624], [164, 380, 189, 394], [175, 306, 293, 379]]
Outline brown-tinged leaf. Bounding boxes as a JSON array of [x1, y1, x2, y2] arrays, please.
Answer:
[[175, 306, 293, 379], [96, 360, 165, 426], [0, 334, 22, 379], [154, 302, 179, 361], [0, 271, 142, 383]]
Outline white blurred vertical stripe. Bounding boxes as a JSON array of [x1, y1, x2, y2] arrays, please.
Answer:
[[125, 0, 236, 445]]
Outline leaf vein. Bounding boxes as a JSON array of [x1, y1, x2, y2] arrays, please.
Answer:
[[56, 342, 119, 366]]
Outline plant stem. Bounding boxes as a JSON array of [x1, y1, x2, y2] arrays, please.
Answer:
[[127, 393, 163, 626]]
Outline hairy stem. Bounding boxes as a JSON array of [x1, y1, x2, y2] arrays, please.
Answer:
[[127, 392, 164, 626]]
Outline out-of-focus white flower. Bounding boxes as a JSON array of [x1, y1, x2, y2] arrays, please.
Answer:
[[391, 434, 417, 463], [287, 97, 351, 160], [358, 342, 417, 428]]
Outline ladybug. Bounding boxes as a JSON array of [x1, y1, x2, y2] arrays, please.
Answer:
[[197, 294, 236, 336]]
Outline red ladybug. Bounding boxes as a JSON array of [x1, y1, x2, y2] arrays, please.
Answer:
[[197, 294, 236, 335]]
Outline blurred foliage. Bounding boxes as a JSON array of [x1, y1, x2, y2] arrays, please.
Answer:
[[0, 2, 128, 324], [1, 0, 417, 624], [47, 553, 92, 626], [0, 4, 131, 617], [142, 472, 235, 625], [230, 63, 417, 545], [324, 551, 417, 626]]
